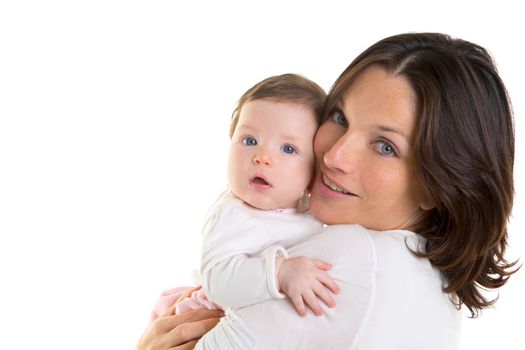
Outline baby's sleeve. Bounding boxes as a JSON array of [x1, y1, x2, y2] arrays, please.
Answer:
[[200, 203, 285, 309]]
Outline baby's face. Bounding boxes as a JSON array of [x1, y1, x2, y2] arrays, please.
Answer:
[[228, 99, 318, 210]]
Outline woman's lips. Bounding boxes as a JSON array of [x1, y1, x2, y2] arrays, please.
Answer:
[[320, 174, 357, 197]]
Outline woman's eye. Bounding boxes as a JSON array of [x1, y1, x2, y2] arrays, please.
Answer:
[[331, 111, 348, 127], [243, 137, 257, 146], [376, 140, 397, 157], [282, 144, 297, 154]]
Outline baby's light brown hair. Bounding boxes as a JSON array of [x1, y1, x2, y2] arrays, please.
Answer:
[[229, 73, 326, 138]]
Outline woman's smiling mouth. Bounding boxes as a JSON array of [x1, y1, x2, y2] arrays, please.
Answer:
[[322, 174, 357, 196]]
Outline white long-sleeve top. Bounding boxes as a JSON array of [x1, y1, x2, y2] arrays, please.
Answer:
[[200, 190, 324, 309], [196, 224, 461, 350]]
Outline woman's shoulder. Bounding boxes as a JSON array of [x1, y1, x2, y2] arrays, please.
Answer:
[[286, 224, 425, 263], [311, 225, 440, 286], [287, 224, 377, 275], [287, 224, 378, 254]]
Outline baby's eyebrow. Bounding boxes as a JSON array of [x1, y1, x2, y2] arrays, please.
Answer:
[[280, 134, 302, 144], [282, 131, 314, 148], [235, 124, 256, 132]]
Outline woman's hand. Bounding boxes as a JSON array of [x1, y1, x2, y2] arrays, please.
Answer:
[[136, 302, 223, 350]]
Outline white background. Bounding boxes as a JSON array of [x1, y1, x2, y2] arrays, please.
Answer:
[[1, 1, 523, 349]]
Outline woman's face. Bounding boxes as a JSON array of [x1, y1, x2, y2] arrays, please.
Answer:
[[309, 66, 431, 230]]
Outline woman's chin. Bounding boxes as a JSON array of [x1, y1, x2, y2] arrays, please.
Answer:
[[309, 195, 341, 225]]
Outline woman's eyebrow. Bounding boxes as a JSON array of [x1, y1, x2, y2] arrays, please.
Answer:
[[373, 124, 409, 140], [337, 98, 409, 141]]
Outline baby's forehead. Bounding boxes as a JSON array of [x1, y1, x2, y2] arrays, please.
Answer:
[[236, 120, 312, 137], [240, 99, 317, 121], [233, 99, 318, 137]]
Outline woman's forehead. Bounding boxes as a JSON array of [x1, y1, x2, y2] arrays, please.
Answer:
[[339, 67, 417, 134]]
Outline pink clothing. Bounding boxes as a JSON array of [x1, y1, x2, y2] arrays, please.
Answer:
[[150, 286, 190, 320], [176, 288, 222, 313], [150, 286, 222, 321]]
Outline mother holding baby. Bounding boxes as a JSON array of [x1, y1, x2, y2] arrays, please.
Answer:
[[137, 32, 517, 349]]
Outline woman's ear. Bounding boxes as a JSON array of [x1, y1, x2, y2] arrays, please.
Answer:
[[416, 180, 435, 211], [420, 196, 435, 211]]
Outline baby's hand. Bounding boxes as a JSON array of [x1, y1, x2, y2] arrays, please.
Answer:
[[276, 256, 340, 317]]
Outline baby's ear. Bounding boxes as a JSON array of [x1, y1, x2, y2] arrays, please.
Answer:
[[297, 193, 310, 213]]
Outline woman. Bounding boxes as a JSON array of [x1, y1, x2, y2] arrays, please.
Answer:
[[137, 32, 517, 349]]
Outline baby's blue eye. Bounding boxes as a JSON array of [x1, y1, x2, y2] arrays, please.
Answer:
[[282, 144, 296, 154], [243, 137, 257, 146]]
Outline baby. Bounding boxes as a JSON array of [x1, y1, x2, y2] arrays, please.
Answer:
[[153, 73, 339, 319]]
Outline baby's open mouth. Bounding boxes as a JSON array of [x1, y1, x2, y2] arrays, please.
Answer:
[[250, 176, 271, 187]]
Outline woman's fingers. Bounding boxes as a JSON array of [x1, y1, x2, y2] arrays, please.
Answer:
[[157, 309, 223, 336], [137, 309, 223, 350], [170, 309, 224, 328], [165, 301, 179, 316], [167, 316, 222, 347], [172, 339, 198, 350]]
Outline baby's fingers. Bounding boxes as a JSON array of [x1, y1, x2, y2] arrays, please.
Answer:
[[291, 295, 307, 317], [318, 271, 341, 295], [313, 283, 337, 309], [303, 291, 324, 316], [311, 258, 332, 271]]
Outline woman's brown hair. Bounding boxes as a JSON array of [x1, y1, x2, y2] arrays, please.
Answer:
[[324, 33, 518, 317]]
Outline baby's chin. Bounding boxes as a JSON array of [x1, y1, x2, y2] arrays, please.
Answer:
[[244, 199, 280, 211], [243, 197, 298, 211], [230, 186, 300, 211]]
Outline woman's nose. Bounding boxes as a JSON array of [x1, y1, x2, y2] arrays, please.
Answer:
[[323, 133, 355, 174], [252, 152, 271, 166]]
